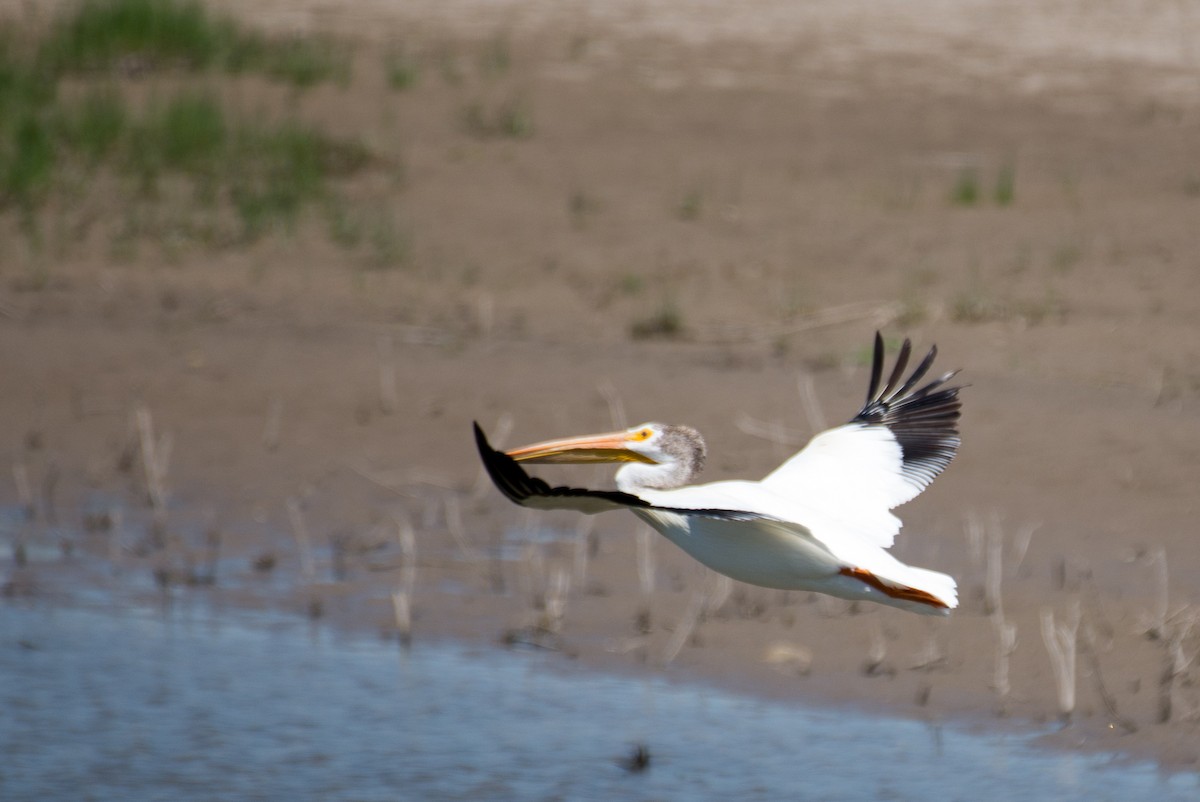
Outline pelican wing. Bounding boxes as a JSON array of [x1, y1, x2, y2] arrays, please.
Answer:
[[761, 333, 962, 548], [475, 423, 762, 520]]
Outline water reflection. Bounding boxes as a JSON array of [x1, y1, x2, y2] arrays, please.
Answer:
[[1, 601, 1196, 801]]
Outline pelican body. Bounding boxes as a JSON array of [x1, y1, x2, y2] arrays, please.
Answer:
[[476, 333, 962, 615]]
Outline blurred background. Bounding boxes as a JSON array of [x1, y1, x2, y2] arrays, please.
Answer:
[[2, 0, 1200, 796]]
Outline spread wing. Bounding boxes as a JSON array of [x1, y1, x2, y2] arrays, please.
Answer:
[[474, 423, 762, 520], [760, 333, 962, 548]]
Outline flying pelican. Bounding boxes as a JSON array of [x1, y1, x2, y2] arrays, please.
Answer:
[[474, 333, 962, 615]]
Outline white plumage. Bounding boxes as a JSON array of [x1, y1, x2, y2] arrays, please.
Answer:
[[476, 332, 963, 615]]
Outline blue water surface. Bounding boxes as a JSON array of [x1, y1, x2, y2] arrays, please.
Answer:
[[1, 600, 1196, 802]]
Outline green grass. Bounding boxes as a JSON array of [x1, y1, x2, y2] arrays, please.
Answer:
[[38, 0, 236, 72], [65, 89, 128, 160], [148, 92, 227, 172], [36, 0, 348, 86], [249, 36, 350, 88], [115, 94, 367, 240], [993, 163, 1016, 206], [0, 43, 57, 211], [630, 300, 685, 340], [677, 188, 703, 220], [462, 96, 534, 139], [951, 162, 1016, 207], [384, 45, 419, 90], [3, 115, 55, 211], [0, 1, 373, 254], [228, 119, 368, 239], [950, 167, 979, 206], [496, 97, 533, 138], [478, 33, 511, 78], [618, 273, 643, 295]]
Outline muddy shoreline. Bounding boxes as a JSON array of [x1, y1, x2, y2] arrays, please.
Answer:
[[4, 312, 1199, 771]]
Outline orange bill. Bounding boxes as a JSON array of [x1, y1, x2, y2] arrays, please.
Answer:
[[505, 430, 657, 465]]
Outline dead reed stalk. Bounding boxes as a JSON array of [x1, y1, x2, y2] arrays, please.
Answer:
[[863, 618, 892, 676], [543, 564, 571, 634], [397, 515, 417, 597], [40, 461, 59, 525], [705, 572, 733, 618], [377, 334, 398, 415], [135, 406, 172, 543], [1159, 607, 1198, 723], [733, 300, 899, 345], [796, 372, 827, 433], [1040, 600, 1081, 723], [392, 514, 417, 646], [106, 507, 124, 564], [262, 396, 283, 451], [391, 591, 412, 648], [991, 612, 1018, 715], [135, 407, 170, 508], [444, 494, 482, 562], [964, 510, 985, 569], [597, 380, 628, 430], [983, 511, 1004, 616], [733, 413, 804, 448], [475, 292, 495, 341], [975, 513, 1019, 715], [12, 462, 34, 521], [636, 526, 655, 633], [195, 524, 220, 586], [518, 542, 546, 613], [1147, 546, 1169, 640], [1010, 521, 1041, 576], [1079, 617, 1137, 732], [285, 496, 316, 580], [662, 591, 706, 667], [572, 515, 594, 586], [910, 621, 948, 672]]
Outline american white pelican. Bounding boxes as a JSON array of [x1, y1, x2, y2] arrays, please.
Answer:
[[475, 333, 962, 614]]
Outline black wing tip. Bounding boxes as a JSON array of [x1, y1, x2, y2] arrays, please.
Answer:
[[473, 422, 530, 503], [858, 334, 963, 411], [866, 331, 885, 403], [473, 421, 651, 512], [473, 422, 504, 475], [854, 333, 964, 487]]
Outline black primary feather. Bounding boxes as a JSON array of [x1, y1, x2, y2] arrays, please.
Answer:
[[851, 333, 963, 492], [473, 422, 647, 512]]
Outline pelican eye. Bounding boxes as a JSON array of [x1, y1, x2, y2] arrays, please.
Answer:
[[629, 428, 653, 442]]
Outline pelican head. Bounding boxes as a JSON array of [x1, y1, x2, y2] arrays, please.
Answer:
[[506, 422, 706, 491]]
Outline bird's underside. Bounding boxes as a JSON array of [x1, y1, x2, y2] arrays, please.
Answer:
[[475, 332, 963, 614]]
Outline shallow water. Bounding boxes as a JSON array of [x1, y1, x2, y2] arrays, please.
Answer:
[[1, 600, 1196, 802]]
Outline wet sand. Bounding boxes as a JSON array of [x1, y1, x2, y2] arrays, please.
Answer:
[[3, 0, 1200, 770]]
